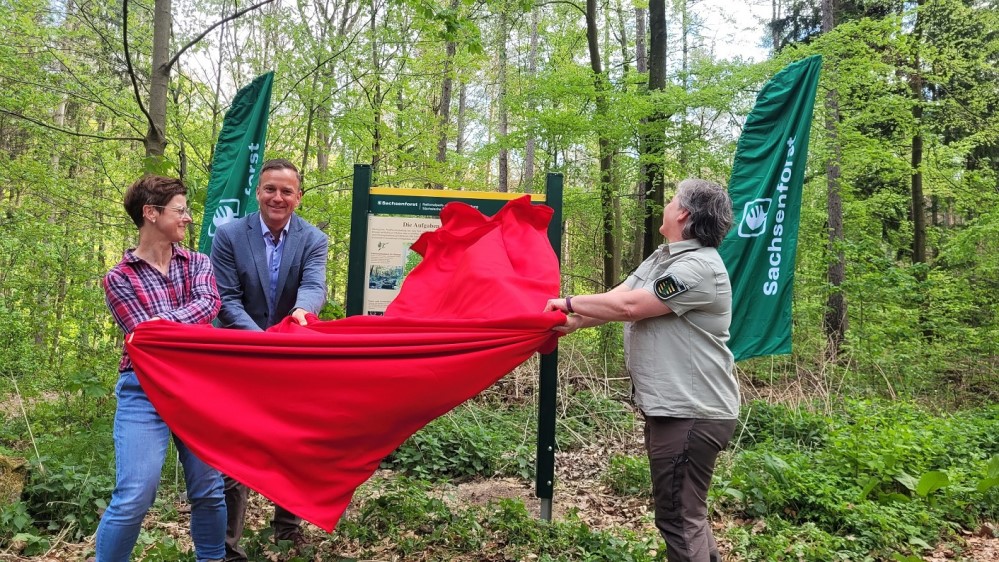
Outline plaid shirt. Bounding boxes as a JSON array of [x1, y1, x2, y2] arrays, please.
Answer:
[[104, 244, 221, 372]]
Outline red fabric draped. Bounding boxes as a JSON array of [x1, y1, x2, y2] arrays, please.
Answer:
[[125, 196, 564, 532]]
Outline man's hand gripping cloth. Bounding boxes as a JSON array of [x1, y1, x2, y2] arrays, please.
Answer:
[[125, 195, 566, 531]]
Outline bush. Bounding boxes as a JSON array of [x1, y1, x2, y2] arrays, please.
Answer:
[[738, 400, 830, 449], [385, 391, 636, 481], [21, 457, 113, 539], [383, 403, 534, 479], [718, 399, 999, 561], [603, 454, 651, 496]]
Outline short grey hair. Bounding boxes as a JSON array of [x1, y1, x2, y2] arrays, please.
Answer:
[[676, 178, 733, 247]]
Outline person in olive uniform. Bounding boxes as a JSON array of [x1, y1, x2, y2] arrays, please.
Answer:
[[545, 178, 739, 562]]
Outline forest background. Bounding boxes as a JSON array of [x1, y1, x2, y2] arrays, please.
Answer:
[[0, 0, 997, 560]]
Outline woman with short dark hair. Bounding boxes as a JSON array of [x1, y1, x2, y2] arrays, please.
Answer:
[[97, 175, 225, 562], [545, 178, 739, 562]]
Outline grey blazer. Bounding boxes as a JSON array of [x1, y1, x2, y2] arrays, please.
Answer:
[[210, 211, 328, 331]]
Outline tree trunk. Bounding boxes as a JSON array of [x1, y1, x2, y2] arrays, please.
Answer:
[[631, 5, 647, 267], [497, 5, 509, 192], [771, 0, 781, 53], [605, 0, 620, 279], [435, 40, 455, 165], [436, 0, 460, 169], [370, 0, 381, 176], [911, 103, 926, 265], [908, 0, 932, 341], [145, 0, 172, 158], [586, 0, 617, 288], [910, 1, 926, 267], [635, 6, 647, 74], [642, 0, 667, 258], [210, 19, 225, 156], [821, 0, 847, 356], [616, 0, 630, 75], [523, 8, 539, 193], [316, 92, 331, 172], [456, 83, 467, 156], [678, 0, 689, 174]]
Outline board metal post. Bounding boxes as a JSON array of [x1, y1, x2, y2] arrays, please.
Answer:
[[535, 172, 563, 521]]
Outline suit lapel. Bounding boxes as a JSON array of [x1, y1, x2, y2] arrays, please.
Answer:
[[246, 213, 274, 314]]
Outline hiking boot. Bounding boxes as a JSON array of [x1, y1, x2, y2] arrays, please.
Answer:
[[275, 529, 309, 553]]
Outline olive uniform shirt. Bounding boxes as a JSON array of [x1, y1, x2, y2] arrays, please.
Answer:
[[623, 239, 740, 420]]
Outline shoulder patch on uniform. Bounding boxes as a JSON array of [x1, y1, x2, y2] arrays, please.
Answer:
[[653, 273, 688, 301]]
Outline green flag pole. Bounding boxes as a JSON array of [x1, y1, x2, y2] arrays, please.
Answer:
[[198, 71, 274, 254], [720, 55, 822, 361]]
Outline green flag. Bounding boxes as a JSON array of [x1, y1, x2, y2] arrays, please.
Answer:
[[198, 71, 274, 254], [720, 56, 822, 361]]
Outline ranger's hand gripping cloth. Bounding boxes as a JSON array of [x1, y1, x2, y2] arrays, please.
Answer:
[[125, 196, 565, 531]]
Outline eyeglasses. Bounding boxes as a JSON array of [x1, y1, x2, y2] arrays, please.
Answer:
[[150, 204, 193, 217]]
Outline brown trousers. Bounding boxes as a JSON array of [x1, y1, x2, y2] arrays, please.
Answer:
[[223, 474, 301, 562], [644, 416, 737, 562]]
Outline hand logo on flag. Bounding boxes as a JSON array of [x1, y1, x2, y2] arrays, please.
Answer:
[[208, 200, 240, 237], [738, 199, 771, 237]]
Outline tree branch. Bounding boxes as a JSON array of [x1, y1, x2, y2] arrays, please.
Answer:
[[0, 109, 145, 142], [122, 0, 155, 134], [537, 0, 586, 17], [165, 0, 277, 71]]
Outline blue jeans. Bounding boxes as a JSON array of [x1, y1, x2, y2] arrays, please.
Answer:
[[95, 371, 225, 562]]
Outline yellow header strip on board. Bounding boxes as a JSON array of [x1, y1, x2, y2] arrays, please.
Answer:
[[370, 186, 546, 202]]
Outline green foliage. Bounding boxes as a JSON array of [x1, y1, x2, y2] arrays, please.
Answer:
[[384, 414, 501, 479], [0, 308, 42, 381], [0, 392, 116, 544], [335, 478, 662, 561], [20, 458, 113, 540], [1, 393, 114, 456], [0, 501, 35, 542], [383, 403, 533, 480], [738, 401, 831, 449], [239, 525, 316, 562], [479, 498, 662, 561], [2, 530, 50, 558], [718, 400, 999, 561], [602, 454, 651, 496], [725, 516, 857, 562], [385, 394, 633, 481], [134, 531, 193, 561], [978, 455, 999, 493]]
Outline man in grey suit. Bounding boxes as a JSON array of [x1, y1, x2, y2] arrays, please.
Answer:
[[210, 158, 327, 561]]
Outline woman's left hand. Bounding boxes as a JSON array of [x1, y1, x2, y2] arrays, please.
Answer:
[[552, 313, 585, 334]]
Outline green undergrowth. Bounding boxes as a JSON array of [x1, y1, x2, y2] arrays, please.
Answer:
[[2, 376, 997, 561], [325, 476, 664, 561], [383, 391, 634, 480], [717, 399, 999, 561]]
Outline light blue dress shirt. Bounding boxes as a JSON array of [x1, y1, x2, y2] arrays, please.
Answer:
[[259, 215, 290, 321]]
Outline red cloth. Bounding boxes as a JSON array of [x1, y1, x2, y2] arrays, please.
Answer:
[[125, 196, 564, 532]]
